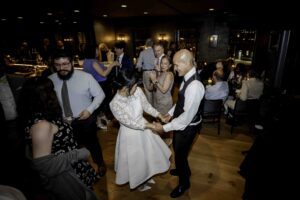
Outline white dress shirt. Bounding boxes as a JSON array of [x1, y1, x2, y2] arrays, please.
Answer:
[[163, 67, 205, 132], [49, 70, 105, 118]]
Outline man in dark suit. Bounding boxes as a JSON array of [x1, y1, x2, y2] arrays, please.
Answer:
[[153, 49, 205, 198], [113, 41, 133, 77]]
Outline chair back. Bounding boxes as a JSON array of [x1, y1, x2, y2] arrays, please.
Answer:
[[202, 99, 223, 135], [203, 99, 223, 117], [233, 98, 248, 116]]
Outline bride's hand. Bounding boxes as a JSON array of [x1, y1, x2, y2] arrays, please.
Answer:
[[145, 122, 155, 130]]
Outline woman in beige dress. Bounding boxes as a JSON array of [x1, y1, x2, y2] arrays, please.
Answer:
[[150, 55, 174, 115], [150, 55, 174, 145]]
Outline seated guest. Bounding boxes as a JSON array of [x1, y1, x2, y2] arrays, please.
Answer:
[[205, 70, 229, 102], [224, 69, 264, 114]]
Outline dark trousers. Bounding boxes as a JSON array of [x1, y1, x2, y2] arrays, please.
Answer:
[[173, 125, 198, 187], [98, 81, 113, 117], [71, 114, 104, 166]]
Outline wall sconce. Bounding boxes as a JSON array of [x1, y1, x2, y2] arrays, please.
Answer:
[[158, 33, 166, 41], [209, 34, 218, 48], [117, 34, 125, 41]]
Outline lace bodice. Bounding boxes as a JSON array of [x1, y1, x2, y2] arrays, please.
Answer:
[[110, 87, 158, 130]]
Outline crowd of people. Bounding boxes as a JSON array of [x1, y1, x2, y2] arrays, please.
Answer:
[[1, 37, 272, 199]]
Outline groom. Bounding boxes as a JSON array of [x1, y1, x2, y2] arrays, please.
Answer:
[[153, 49, 205, 198]]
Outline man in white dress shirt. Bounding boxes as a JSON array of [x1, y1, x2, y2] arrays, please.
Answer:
[[153, 42, 165, 72], [154, 49, 205, 198], [49, 50, 107, 176]]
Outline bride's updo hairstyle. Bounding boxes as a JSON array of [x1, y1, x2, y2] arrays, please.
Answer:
[[113, 71, 142, 91]]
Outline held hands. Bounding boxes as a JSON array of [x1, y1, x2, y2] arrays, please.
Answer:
[[152, 122, 164, 133], [158, 113, 171, 123], [145, 121, 164, 134]]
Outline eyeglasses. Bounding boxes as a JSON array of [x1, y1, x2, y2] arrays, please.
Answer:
[[54, 62, 71, 68]]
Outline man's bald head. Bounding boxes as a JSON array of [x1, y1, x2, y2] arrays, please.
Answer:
[[173, 49, 194, 77]]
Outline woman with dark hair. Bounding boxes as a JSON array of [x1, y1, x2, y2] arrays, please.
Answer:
[[109, 72, 171, 191], [18, 77, 99, 200]]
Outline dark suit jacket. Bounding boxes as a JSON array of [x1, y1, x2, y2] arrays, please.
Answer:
[[109, 54, 133, 80], [119, 54, 133, 73]]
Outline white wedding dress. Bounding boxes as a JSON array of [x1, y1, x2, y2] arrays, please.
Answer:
[[110, 87, 171, 189]]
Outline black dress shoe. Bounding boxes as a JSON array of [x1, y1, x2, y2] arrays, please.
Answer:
[[170, 185, 190, 198], [98, 165, 107, 177], [170, 169, 179, 176]]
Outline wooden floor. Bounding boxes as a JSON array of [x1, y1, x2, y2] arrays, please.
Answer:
[[93, 117, 253, 200]]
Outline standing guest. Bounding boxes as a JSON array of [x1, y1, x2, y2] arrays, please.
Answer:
[[150, 55, 174, 146], [39, 38, 53, 64], [153, 43, 165, 73], [111, 41, 133, 80], [109, 72, 171, 191], [136, 38, 156, 105], [150, 55, 174, 114], [83, 44, 118, 129], [97, 43, 114, 62], [107, 41, 133, 98], [153, 49, 205, 198], [49, 50, 107, 177], [18, 77, 99, 200]]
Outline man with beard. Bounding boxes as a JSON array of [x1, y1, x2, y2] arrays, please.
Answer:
[[49, 50, 107, 176]]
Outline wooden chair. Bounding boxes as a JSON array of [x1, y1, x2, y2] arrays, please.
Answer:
[[202, 99, 223, 135]]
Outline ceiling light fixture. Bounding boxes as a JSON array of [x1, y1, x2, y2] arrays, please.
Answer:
[[1, 18, 7, 21], [121, 4, 127, 8], [143, 11, 148, 15], [209, 8, 215, 11], [103, 14, 108, 17], [47, 12, 53, 16], [74, 10, 80, 13]]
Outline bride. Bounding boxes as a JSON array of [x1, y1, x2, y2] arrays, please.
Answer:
[[109, 72, 171, 191]]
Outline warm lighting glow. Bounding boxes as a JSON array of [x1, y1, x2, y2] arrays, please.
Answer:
[[103, 14, 108, 17], [117, 34, 126, 41], [158, 33, 166, 41], [121, 4, 127, 8], [208, 78, 212, 84], [209, 8, 215, 11], [143, 11, 148, 15], [209, 35, 218, 48]]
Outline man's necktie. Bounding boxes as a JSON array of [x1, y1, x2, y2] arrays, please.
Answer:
[[61, 80, 73, 117], [116, 56, 120, 77]]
